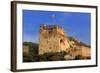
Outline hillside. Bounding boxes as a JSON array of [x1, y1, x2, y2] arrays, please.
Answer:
[[23, 36, 91, 62], [68, 36, 90, 48]]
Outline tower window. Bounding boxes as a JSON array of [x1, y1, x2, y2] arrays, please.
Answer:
[[60, 39, 63, 43], [60, 39, 65, 45]]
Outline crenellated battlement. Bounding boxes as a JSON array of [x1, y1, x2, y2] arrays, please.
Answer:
[[40, 24, 65, 36]]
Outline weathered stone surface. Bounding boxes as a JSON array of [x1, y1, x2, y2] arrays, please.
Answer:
[[81, 46, 91, 58], [64, 55, 75, 60], [39, 25, 70, 55], [39, 24, 91, 60]]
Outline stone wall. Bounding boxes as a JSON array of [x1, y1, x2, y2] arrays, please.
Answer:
[[39, 25, 70, 55], [81, 46, 91, 58], [39, 24, 91, 60]]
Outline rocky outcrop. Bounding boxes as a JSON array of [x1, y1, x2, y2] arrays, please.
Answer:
[[39, 25, 70, 55], [23, 24, 91, 62]]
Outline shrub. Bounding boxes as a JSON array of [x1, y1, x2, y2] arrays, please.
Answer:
[[74, 55, 82, 60], [24, 51, 68, 62]]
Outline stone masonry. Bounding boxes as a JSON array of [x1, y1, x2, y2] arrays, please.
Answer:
[[39, 24, 70, 55]]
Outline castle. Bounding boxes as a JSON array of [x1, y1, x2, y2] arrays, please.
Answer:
[[38, 24, 91, 59], [23, 24, 91, 62], [39, 24, 70, 55]]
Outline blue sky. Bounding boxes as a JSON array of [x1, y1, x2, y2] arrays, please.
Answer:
[[23, 10, 91, 45]]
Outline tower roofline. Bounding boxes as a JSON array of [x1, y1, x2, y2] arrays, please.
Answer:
[[40, 24, 63, 29]]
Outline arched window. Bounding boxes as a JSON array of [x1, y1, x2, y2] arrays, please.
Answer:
[[60, 39, 63, 43], [60, 39, 65, 45]]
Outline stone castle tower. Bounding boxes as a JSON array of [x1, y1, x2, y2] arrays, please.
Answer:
[[39, 24, 70, 55]]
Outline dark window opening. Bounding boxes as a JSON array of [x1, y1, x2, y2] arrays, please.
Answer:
[[60, 39, 65, 45], [60, 39, 63, 43]]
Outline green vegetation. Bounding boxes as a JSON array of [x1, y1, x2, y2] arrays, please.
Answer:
[[68, 36, 91, 48], [23, 42, 38, 50], [23, 42, 38, 54], [23, 51, 68, 62], [23, 37, 91, 62], [79, 41, 91, 48], [23, 50, 86, 62]]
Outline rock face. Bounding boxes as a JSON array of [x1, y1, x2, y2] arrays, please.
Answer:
[[39, 24, 91, 59], [39, 24, 70, 55], [23, 45, 30, 58], [81, 46, 91, 59], [23, 24, 91, 62]]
